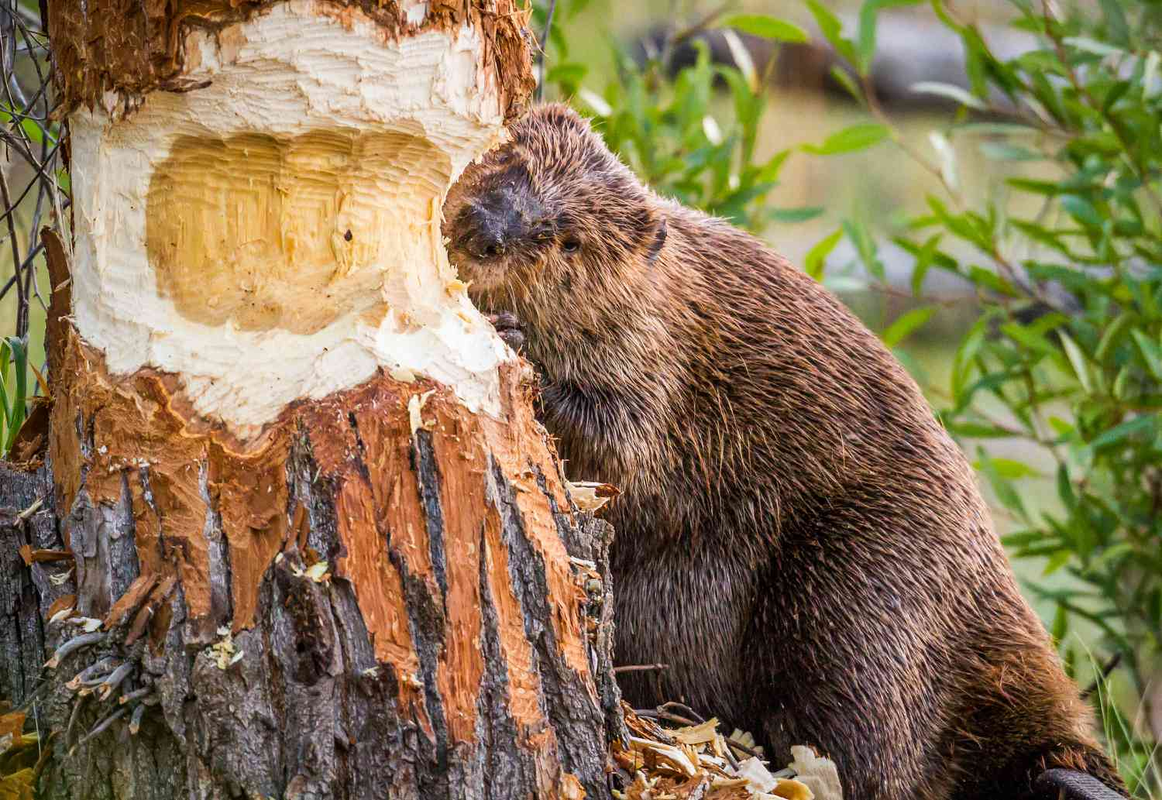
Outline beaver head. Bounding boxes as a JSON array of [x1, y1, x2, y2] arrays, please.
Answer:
[[443, 104, 667, 332]]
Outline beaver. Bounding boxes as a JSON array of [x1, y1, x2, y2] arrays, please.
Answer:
[[443, 104, 1126, 800]]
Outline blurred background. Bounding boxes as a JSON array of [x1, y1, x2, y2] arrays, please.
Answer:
[[3, 0, 1162, 791]]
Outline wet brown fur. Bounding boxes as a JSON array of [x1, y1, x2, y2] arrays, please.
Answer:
[[443, 104, 1124, 800]]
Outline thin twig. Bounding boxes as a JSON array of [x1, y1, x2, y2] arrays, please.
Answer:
[[658, 701, 704, 724], [613, 663, 670, 674], [1081, 651, 1123, 700], [633, 708, 699, 727], [0, 158, 26, 337], [534, 0, 557, 103]]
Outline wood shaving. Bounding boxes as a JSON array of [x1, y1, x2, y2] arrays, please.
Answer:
[[408, 390, 436, 434], [567, 480, 619, 512], [616, 705, 842, 800], [789, 746, 843, 800], [206, 629, 242, 671], [304, 561, 330, 583]]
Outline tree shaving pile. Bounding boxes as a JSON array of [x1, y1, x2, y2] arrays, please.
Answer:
[[615, 705, 843, 800]]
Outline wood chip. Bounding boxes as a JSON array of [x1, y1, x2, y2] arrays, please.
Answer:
[[616, 706, 844, 800], [17, 545, 72, 566], [567, 480, 619, 512]]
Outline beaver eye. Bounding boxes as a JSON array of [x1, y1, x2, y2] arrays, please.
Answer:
[[561, 237, 581, 253]]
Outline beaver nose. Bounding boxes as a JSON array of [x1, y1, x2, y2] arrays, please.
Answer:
[[461, 188, 527, 261]]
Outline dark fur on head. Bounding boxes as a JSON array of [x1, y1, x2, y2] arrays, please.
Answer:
[[444, 104, 1124, 800]]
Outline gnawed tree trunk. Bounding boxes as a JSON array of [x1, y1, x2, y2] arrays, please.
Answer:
[[0, 2, 624, 797]]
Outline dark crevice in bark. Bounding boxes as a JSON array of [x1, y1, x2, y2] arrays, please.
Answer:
[[388, 548, 452, 787], [345, 412, 371, 483], [201, 463, 233, 629], [411, 429, 449, 604], [108, 471, 140, 603]]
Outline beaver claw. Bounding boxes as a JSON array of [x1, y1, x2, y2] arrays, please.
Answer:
[[487, 312, 526, 353]]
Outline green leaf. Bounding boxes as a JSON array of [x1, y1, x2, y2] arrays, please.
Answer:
[[978, 449, 1028, 520], [1056, 464, 1076, 512], [722, 15, 809, 43], [1098, 0, 1130, 47], [805, 228, 844, 281], [4, 337, 27, 456], [1063, 36, 1125, 57], [1058, 331, 1094, 393], [1043, 549, 1073, 577], [768, 206, 825, 223], [951, 316, 989, 400], [802, 123, 890, 155], [1007, 178, 1063, 196], [1051, 602, 1068, 642], [941, 421, 1013, 438], [1094, 312, 1134, 363], [843, 217, 884, 281], [881, 307, 935, 348], [967, 265, 1018, 298], [545, 63, 588, 86], [910, 234, 943, 296], [0, 338, 10, 431], [1003, 529, 1049, 548], [978, 142, 1043, 162], [828, 66, 863, 102], [0, 103, 56, 146], [971, 457, 1041, 479], [1089, 414, 1156, 451], [1132, 330, 1162, 380], [1060, 195, 1103, 229], [756, 150, 792, 184], [804, 0, 857, 65], [910, 81, 986, 110], [856, 0, 924, 75]]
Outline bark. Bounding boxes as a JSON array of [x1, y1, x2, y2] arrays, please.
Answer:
[[0, 1, 624, 797], [2, 365, 623, 799]]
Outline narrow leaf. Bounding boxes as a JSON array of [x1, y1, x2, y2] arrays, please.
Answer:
[[722, 14, 810, 43], [882, 307, 936, 348], [805, 229, 843, 281], [1058, 331, 1093, 393], [910, 81, 986, 110], [802, 123, 890, 155]]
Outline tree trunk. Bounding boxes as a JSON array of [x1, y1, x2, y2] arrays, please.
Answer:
[[0, 2, 624, 797]]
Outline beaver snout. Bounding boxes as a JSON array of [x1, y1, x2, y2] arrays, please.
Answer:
[[453, 184, 548, 261]]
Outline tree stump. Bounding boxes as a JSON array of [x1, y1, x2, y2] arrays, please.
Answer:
[[0, 2, 624, 797]]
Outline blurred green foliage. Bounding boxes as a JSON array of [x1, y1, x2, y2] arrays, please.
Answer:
[[823, 2, 1162, 789], [534, 0, 1162, 789], [532, 0, 816, 232]]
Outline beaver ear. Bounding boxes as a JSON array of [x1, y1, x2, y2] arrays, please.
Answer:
[[644, 215, 668, 267]]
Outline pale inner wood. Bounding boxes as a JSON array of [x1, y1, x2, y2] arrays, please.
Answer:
[[146, 130, 449, 335]]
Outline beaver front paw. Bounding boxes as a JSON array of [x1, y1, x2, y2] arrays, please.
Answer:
[[487, 311, 526, 353]]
